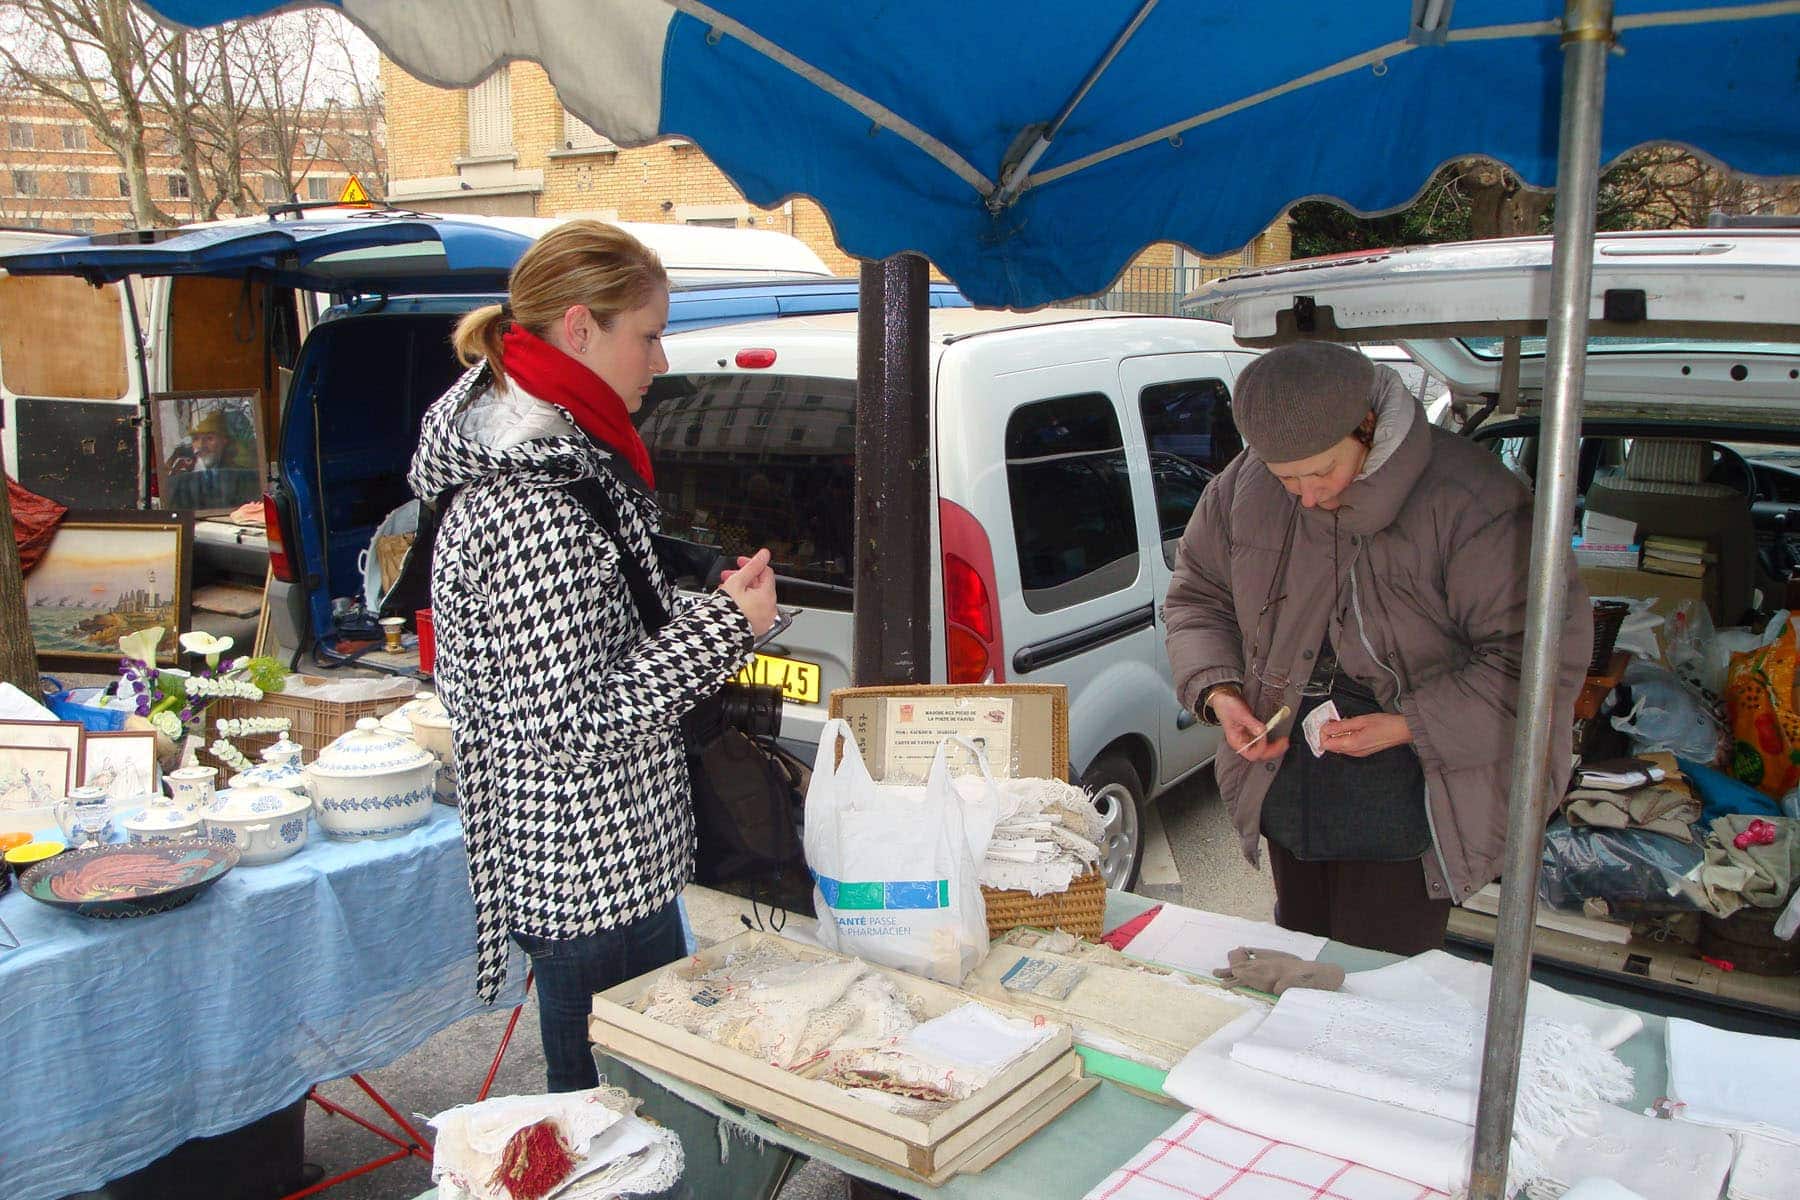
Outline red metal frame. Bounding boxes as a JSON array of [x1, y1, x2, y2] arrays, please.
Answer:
[[279, 971, 535, 1199]]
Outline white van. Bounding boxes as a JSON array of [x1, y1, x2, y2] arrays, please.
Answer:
[[648, 308, 1272, 886]]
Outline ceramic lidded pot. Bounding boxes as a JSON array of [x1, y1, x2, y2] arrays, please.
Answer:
[[54, 785, 115, 847], [303, 718, 437, 841], [387, 692, 457, 805], [201, 781, 312, 866], [122, 795, 203, 843], [228, 733, 309, 796], [163, 765, 219, 816]]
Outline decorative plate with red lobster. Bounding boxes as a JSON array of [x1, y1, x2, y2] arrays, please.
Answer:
[[19, 841, 240, 918]]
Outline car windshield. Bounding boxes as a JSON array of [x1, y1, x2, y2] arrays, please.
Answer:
[[1461, 335, 1800, 359]]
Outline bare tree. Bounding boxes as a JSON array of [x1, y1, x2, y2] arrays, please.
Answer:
[[318, 13, 384, 199], [238, 10, 333, 206], [0, 0, 179, 226]]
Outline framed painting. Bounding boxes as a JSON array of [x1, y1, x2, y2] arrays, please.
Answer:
[[149, 390, 266, 514], [0, 718, 83, 791], [26, 509, 192, 671], [80, 730, 159, 802], [0, 745, 71, 832]]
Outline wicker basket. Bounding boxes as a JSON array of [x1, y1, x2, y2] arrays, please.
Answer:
[[199, 675, 408, 774], [981, 869, 1107, 941]]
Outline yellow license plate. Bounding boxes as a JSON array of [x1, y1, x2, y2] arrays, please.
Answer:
[[736, 652, 821, 705]]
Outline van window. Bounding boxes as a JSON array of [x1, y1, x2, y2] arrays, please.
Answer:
[[639, 372, 857, 609], [1137, 377, 1239, 563], [1005, 393, 1139, 612]]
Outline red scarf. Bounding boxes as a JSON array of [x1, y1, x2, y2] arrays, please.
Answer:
[[499, 324, 655, 489]]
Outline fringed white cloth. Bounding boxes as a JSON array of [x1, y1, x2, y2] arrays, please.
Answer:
[[979, 776, 1106, 896], [430, 1085, 683, 1200], [1343, 951, 1642, 1050], [1228, 987, 1631, 1190], [1081, 1110, 1448, 1200]]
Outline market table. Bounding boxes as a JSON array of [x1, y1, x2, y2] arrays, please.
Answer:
[[0, 804, 525, 1200], [531, 892, 1674, 1200]]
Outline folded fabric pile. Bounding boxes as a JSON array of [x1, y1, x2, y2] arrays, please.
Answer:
[[430, 1085, 683, 1200], [1164, 952, 1637, 1196], [978, 776, 1108, 895], [637, 945, 1054, 1114], [1665, 1016, 1800, 1200]]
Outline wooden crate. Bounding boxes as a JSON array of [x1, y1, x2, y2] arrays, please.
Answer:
[[200, 675, 411, 773], [589, 931, 1093, 1184]]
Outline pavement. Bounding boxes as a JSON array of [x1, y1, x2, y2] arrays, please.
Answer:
[[292, 764, 1273, 1200]]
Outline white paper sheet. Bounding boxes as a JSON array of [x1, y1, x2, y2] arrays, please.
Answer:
[[0, 681, 55, 721], [1122, 903, 1326, 978]]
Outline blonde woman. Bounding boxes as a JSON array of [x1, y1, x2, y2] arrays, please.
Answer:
[[408, 220, 778, 1091]]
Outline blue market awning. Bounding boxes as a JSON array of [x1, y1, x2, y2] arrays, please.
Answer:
[[129, 1, 1800, 308], [0, 212, 533, 293]]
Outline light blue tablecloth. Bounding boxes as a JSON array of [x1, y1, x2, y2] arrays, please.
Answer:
[[0, 805, 525, 1200]]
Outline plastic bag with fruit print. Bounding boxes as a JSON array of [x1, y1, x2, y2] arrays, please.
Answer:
[[1725, 619, 1800, 799]]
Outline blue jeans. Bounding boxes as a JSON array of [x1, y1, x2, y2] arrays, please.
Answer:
[[512, 900, 689, 1093]]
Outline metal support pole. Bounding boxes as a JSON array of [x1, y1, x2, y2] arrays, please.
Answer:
[[852, 253, 932, 686], [1467, 2, 1611, 1197]]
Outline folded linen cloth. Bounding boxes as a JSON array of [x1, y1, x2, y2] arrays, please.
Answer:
[[1556, 1183, 1650, 1200], [1164, 1010, 1477, 1193], [1697, 815, 1800, 917], [1564, 782, 1699, 842], [1343, 950, 1643, 1050], [431, 1086, 682, 1200], [1727, 1129, 1800, 1200], [1080, 1109, 1449, 1200], [1665, 1017, 1800, 1145], [1522, 1102, 1733, 1200], [1228, 981, 1632, 1187]]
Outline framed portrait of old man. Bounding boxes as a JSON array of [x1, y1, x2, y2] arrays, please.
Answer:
[[149, 390, 265, 514]]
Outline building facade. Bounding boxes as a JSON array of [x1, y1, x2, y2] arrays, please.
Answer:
[[381, 58, 1291, 302], [0, 92, 384, 234]]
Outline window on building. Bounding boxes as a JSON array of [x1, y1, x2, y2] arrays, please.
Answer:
[[467, 66, 512, 156], [306, 176, 329, 201], [301, 132, 327, 157], [262, 175, 287, 203], [67, 173, 90, 198], [8, 124, 32, 149], [60, 125, 85, 150], [1005, 393, 1139, 612], [561, 111, 616, 153], [70, 218, 93, 232], [685, 217, 738, 229], [168, 174, 190, 199], [12, 171, 37, 196]]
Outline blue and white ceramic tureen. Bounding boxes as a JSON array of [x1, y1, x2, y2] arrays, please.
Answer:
[[303, 718, 436, 841]]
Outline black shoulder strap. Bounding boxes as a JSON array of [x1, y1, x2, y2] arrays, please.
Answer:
[[561, 474, 674, 636]]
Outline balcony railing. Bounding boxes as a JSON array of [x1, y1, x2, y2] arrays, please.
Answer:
[[1078, 264, 1243, 316]]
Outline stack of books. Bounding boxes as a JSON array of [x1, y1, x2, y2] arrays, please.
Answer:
[[1574, 511, 1640, 569], [1641, 534, 1711, 579]]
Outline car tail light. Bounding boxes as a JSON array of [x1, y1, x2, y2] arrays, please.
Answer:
[[939, 498, 1003, 684], [735, 348, 777, 368], [264, 493, 293, 582]]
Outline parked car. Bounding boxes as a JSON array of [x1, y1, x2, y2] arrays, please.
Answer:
[[648, 309, 1277, 886], [1195, 227, 1800, 1031]]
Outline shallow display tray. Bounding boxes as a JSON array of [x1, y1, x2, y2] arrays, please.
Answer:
[[589, 930, 1088, 1184]]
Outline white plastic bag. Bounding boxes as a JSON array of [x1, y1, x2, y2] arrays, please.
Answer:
[[804, 720, 1000, 984], [1609, 659, 1724, 762]]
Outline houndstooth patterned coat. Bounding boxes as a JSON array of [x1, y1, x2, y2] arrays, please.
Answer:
[[409, 364, 752, 1002]]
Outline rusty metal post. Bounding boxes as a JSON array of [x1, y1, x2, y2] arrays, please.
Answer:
[[852, 253, 932, 686]]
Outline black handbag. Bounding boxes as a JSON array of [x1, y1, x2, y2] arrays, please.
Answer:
[[560, 472, 805, 886]]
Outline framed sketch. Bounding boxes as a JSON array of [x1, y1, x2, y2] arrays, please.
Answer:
[[0, 745, 71, 831], [0, 718, 83, 791], [26, 509, 193, 670], [149, 390, 266, 514], [80, 730, 159, 802]]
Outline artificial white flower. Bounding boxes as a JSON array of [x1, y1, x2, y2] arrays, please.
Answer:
[[209, 739, 254, 772], [179, 631, 235, 668], [151, 710, 183, 741], [186, 676, 263, 702], [119, 626, 166, 668], [215, 716, 291, 737]]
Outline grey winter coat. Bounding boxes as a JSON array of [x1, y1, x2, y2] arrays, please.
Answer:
[[1164, 376, 1591, 904]]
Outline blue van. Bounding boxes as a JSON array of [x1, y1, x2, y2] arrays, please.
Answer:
[[1, 209, 970, 667]]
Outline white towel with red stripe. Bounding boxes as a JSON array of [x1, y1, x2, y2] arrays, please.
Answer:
[[1082, 1111, 1446, 1200]]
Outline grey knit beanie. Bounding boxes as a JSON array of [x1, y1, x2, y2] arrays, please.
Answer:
[[1232, 342, 1376, 463]]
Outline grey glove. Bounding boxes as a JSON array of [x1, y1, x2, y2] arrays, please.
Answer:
[[1211, 946, 1346, 995]]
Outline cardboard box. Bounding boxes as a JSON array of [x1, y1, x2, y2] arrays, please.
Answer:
[[1580, 564, 1713, 622], [826, 683, 1069, 781], [589, 930, 1093, 1183]]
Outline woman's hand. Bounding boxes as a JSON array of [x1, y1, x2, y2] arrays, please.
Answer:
[[720, 548, 778, 636], [1211, 689, 1290, 763], [1318, 713, 1413, 757]]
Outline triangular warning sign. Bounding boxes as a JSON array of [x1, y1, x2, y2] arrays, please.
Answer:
[[338, 175, 372, 206]]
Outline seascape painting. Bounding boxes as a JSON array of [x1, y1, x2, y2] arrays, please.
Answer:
[[27, 512, 191, 667]]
